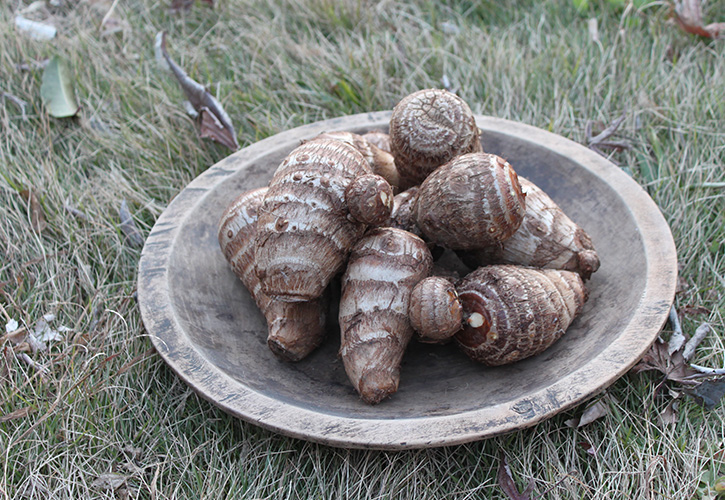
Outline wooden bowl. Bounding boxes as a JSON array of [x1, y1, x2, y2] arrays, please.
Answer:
[[138, 112, 677, 450]]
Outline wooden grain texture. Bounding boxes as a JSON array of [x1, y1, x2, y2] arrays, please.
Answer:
[[137, 111, 677, 450]]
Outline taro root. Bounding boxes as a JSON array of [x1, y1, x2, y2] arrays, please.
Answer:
[[415, 152, 527, 250], [457, 177, 600, 279], [339, 227, 432, 404], [455, 265, 588, 366], [255, 138, 393, 302], [345, 173, 394, 227], [362, 129, 391, 153], [389, 88, 482, 188], [315, 131, 400, 189], [409, 276, 463, 343], [218, 187, 327, 361], [387, 186, 422, 237]]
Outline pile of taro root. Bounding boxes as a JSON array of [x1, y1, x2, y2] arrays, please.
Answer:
[[218, 89, 600, 405]]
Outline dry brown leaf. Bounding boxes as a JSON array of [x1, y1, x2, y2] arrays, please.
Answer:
[[498, 452, 535, 500], [680, 305, 711, 316], [578, 441, 597, 456], [119, 200, 144, 248], [673, 0, 725, 39], [155, 32, 238, 150], [0, 345, 13, 381], [20, 189, 47, 233], [199, 107, 239, 151], [578, 399, 609, 427], [0, 405, 36, 423], [660, 398, 679, 426], [632, 340, 698, 385]]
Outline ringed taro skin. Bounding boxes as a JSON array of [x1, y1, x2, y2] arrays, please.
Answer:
[[218, 187, 327, 362], [455, 265, 588, 366], [339, 227, 432, 404], [255, 138, 392, 302]]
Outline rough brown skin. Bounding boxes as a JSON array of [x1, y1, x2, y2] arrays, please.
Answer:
[[455, 265, 588, 366], [388, 187, 422, 237], [415, 152, 527, 250], [456, 177, 600, 279], [362, 130, 391, 153], [339, 228, 433, 404], [255, 139, 375, 302], [218, 187, 327, 362], [315, 131, 400, 189], [389, 88, 482, 189], [409, 276, 463, 343], [345, 173, 394, 227]]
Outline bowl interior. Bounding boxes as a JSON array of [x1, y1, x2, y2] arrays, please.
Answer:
[[164, 121, 645, 420]]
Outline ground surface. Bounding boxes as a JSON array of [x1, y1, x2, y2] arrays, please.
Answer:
[[1, 0, 724, 498]]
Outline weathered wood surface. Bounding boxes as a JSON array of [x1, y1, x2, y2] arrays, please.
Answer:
[[137, 111, 677, 450]]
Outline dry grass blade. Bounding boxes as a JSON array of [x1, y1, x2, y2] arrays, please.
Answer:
[[1, 91, 28, 119], [0, 405, 36, 423], [155, 32, 239, 150]]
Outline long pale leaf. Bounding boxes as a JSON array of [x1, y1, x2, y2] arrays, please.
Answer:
[[40, 56, 79, 118]]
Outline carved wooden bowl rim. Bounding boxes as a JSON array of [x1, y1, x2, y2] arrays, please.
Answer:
[[138, 111, 677, 450]]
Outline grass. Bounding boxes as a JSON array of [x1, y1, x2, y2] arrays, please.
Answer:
[[1, 0, 724, 498]]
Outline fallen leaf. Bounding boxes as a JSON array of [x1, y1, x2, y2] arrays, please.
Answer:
[[0, 346, 13, 381], [578, 441, 597, 456], [40, 56, 79, 118], [0, 406, 36, 423], [20, 189, 48, 233], [673, 0, 725, 39], [155, 32, 239, 150], [498, 452, 534, 500], [92, 472, 127, 491], [577, 399, 609, 427], [681, 305, 711, 316], [199, 107, 239, 151], [660, 398, 679, 426], [119, 200, 144, 248], [631, 339, 698, 385], [5, 319, 19, 333], [686, 378, 725, 410], [32, 315, 67, 344], [14, 16, 57, 40]]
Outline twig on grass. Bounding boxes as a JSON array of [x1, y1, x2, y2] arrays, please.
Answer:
[[689, 365, 725, 376], [682, 323, 711, 361], [585, 112, 631, 158], [668, 306, 686, 355]]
